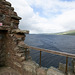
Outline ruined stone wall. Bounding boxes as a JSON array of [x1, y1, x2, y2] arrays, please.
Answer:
[[0, 0, 21, 29], [5, 32, 26, 74], [0, 0, 21, 68], [0, 29, 29, 75]]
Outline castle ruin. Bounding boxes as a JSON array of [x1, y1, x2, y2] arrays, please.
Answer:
[[0, 0, 75, 75]]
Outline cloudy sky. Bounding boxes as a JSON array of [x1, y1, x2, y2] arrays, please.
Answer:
[[7, 0, 75, 34]]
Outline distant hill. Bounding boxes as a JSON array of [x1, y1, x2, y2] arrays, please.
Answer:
[[54, 30, 75, 35]]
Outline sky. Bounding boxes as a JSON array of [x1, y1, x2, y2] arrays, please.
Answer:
[[7, 0, 75, 34]]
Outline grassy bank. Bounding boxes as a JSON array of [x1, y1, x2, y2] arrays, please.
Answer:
[[53, 30, 75, 35]]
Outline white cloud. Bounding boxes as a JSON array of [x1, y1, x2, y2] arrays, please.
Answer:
[[25, 0, 75, 15], [54, 9, 75, 30], [6, 0, 75, 34]]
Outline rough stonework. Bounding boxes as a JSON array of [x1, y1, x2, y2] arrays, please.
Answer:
[[59, 63, 72, 73], [72, 59, 75, 73], [0, 0, 21, 29], [47, 67, 64, 75], [0, 67, 21, 75], [0, 0, 75, 75], [0, 0, 29, 74], [36, 67, 47, 75], [12, 29, 29, 34]]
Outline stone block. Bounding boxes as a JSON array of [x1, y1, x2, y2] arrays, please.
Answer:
[[11, 15, 21, 20], [23, 60, 39, 75], [17, 49, 25, 53], [37, 67, 47, 75], [0, 4, 5, 9], [0, 14, 5, 21], [3, 20, 11, 25], [13, 23, 19, 29], [12, 29, 29, 34], [47, 67, 64, 75], [13, 12, 17, 16], [73, 61, 75, 73], [14, 34, 25, 40], [13, 62, 22, 68], [10, 7, 14, 11], [18, 41, 26, 48], [20, 56, 25, 62], [15, 53, 24, 57], [72, 59, 75, 73], [13, 19, 19, 24], [0, 0, 5, 2], [2, 1, 11, 6], [14, 46, 19, 51], [1, 9, 10, 15], [59, 63, 71, 73], [67, 72, 74, 75]]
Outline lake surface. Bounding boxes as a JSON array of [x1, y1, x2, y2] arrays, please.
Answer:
[[24, 34, 75, 68]]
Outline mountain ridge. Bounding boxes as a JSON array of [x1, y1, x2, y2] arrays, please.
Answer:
[[53, 30, 75, 35]]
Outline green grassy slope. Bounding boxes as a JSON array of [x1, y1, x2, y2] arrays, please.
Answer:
[[54, 30, 75, 35]]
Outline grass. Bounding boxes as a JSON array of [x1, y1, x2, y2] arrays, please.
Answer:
[[53, 30, 75, 35]]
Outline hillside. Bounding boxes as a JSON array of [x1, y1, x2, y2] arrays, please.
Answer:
[[54, 30, 75, 35]]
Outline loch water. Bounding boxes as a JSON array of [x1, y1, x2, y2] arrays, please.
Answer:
[[24, 34, 75, 68]]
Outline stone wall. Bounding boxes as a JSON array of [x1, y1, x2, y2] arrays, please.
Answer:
[[0, 0, 21, 29], [0, 0, 21, 67], [0, 29, 29, 75], [6, 30, 26, 74]]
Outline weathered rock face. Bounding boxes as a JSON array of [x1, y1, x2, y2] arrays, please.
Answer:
[[0, 0, 29, 74], [0, 0, 22, 67], [0, 0, 21, 29]]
